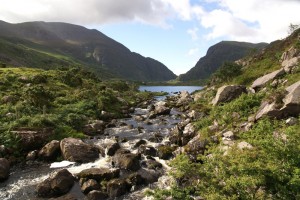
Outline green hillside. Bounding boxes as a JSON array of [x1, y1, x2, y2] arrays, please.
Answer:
[[0, 20, 176, 81]]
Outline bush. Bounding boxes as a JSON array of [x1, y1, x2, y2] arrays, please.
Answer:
[[209, 62, 242, 85]]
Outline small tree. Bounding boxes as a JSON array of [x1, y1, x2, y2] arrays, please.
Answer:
[[288, 23, 299, 34]]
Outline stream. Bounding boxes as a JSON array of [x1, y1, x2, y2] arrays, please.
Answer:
[[0, 98, 185, 200]]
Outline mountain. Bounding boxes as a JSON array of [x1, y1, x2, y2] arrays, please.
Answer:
[[0, 20, 176, 81], [178, 41, 268, 81]]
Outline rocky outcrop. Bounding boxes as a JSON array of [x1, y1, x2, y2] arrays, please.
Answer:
[[0, 158, 10, 181], [77, 168, 119, 182], [36, 169, 75, 198], [281, 47, 300, 73], [256, 81, 300, 120], [38, 140, 60, 160], [112, 149, 141, 171], [60, 138, 99, 163], [251, 69, 285, 91], [11, 128, 54, 151], [153, 101, 171, 116], [83, 120, 106, 136], [212, 85, 247, 105], [177, 91, 193, 106], [184, 135, 208, 162]]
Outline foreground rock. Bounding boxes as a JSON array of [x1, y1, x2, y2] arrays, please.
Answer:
[[0, 158, 10, 181], [11, 128, 54, 151], [60, 138, 99, 163], [83, 120, 106, 136], [251, 69, 285, 91], [36, 169, 74, 198], [256, 81, 300, 120], [212, 85, 247, 105]]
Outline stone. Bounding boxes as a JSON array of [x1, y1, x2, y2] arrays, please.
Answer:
[[83, 120, 106, 136], [81, 179, 100, 194], [187, 110, 204, 120], [184, 135, 208, 162], [26, 150, 38, 161], [60, 138, 99, 163], [106, 142, 120, 156], [237, 141, 253, 150], [39, 140, 60, 160], [138, 145, 157, 157], [286, 117, 298, 126], [133, 139, 147, 148], [0, 158, 10, 181], [169, 125, 183, 146], [255, 102, 282, 120], [107, 178, 131, 198], [86, 190, 108, 200], [77, 168, 120, 182], [11, 128, 54, 151], [126, 172, 146, 186], [137, 168, 161, 184], [182, 123, 197, 145], [141, 159, 163, 170], [251, 69, 285, 91], [212, 85, 247, 105], [49, 193, 77, 200], [36, 169, 74, 198], [112, 149, 141, 171], [154, 105, 171, 116], [222, 131, 234, 140], [177, 91, 193, 106]]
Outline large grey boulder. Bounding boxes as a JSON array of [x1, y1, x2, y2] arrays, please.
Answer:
[[0, 158, 10, 181], [60, 138, 99, 163], [251, 69, 285, 91], [281, 47, 300, 73], [212, 85, 247, 105], [256, 81, 300, 120], [36, 169, 75, 198], [177, 91, 193, 106]]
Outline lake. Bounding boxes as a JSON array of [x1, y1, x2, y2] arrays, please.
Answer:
[[139, 86, 203, 95]]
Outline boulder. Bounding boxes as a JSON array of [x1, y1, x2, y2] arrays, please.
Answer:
[[112, 149, 141, 171], [106, 142, 120, 156], [281, 47, 300, 73], [26, 150, 38, 161], [169, 125, 183, 146], [182, 123, 197, 145], [141, 159, 163, 170], [184, 135, 208, 162], [212, 85, 247, 105], [36, 169, 74, 198], [0, 158, 10, 181], [154, 105, 171, 116], [49, 193, 77, 200], [133, 139, 147, 148], [83, 120, 106, 136], [60, 138, 99, 163], [125, 172, 146, 186], [86, 190, 108, 200], [77, 168, 120, 182], [137, 168, 161, 184], [237, 141, 253, 150], [256, 81, 300, 120], [251, 69, 285, 91], [39, 140, 60, 160], [81, 179, 100, 194], [11, 128, 54, 151], [222, 131, 235, 140], [138, 145, 157, 157], [177, 91, 193, 106], [107, 178, 131, 198]]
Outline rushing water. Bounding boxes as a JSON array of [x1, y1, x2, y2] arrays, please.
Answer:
[[139, 86, 203, 95], [0, 99, 184, 200]]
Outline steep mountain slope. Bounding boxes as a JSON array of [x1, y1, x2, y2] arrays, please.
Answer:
[[178, 41, 267, 81], [0, 20, 176, 81]]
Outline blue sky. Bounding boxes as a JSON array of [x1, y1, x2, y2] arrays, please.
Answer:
[[1, 0, 300, 75]]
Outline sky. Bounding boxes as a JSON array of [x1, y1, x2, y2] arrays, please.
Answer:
[[1, 0, 300, 75]]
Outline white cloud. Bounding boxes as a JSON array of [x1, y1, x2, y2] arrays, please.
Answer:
[[187, 27, 199, 40], [198, 0, 300, 42], [187, 48, 199, 56], [0, 0, 173, 27]]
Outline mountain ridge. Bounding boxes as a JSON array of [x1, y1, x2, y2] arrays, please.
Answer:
[[0, 20, 177, 81], [178, 41, 268, 82]]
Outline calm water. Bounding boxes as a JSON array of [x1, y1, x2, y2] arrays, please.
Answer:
[[139, 86, 203, 95]]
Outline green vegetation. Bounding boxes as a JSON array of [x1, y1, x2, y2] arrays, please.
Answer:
[[148, 28, 300, 199], [0, 67, 155, 156]]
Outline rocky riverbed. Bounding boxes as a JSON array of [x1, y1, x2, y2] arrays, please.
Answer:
[[0, 91, 199, 200]]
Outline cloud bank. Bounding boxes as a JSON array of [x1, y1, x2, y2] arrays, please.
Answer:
[[1, 0, 300, 42]]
